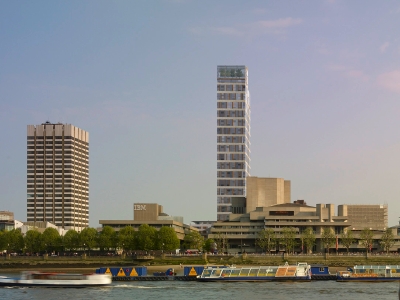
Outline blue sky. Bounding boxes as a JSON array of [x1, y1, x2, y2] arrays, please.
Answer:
[[1, 0, 400, 227]]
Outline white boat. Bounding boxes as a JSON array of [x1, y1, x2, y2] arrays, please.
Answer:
[[197, 262, 312, 282], [0, 271, 112, 287]]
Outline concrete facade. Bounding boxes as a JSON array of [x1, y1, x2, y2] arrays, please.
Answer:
[[246, 177, 291, 212], [27, 122, 89, 231], [209, 202, 389, 254]]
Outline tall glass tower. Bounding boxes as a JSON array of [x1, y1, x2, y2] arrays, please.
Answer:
[[217, 66, 251, 221]]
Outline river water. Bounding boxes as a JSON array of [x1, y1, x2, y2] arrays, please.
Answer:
[[0, 279, 398, 300]]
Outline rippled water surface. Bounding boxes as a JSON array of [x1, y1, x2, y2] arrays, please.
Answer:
[[0, 274, 398, 300]]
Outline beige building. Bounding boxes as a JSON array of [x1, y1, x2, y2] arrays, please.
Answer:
[[340, 204, 388, 231], [27, 122, 89, 231], [208, 176, 389, 253], [209, 201, 389, 254], [100, 203, 197, 240], [246, 177, 291, 212]]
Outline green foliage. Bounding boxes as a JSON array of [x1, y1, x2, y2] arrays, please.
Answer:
[[157, 226, 180, 251], [24, 230, 43, 253], [256, 228, 276, 253], [42, 228, 60, 253], [380, 228, 395, 253], [63, 229, 80, 251], [118, 226, 136, 251], [136, 224, 157, 251], [321, 228, 336, 254], [359, 228, 374, 253], [98, 226, 116, 251], [79, 227, 98, 253], [183, 231, 204, 251], [0, 231, 7, 251], [4, 229, 24, 253], [340, 229, 355, 253], [301, 227, 316, 254], [280, 227, 297, 254], [203, 238, 215, 253]]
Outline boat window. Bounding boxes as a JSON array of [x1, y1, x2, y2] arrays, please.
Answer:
[[221, 270, 231, 277], [248, 268, 258, 276], [212, 269, 222, 277], [230, 269, 240, 277], [239, 269, 250, 276]]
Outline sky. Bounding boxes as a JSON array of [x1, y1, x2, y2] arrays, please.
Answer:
[[1, 0, 400, 228]]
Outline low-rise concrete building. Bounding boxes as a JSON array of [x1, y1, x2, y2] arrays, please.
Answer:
[[99, 203, 198, 241], [209, 201, 389, 254]]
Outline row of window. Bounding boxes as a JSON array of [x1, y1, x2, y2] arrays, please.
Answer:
[[217, 154, 246, 161], [217, 119, 246, 126], [217, 128, 245, 135], [217, 171, 246, 178], [217, 136, 246, 143], [217, 93, 246, 100], [217, 110, 246, 117], [217, 84, 246, 91], [27, 136, 88, 145], [217, 145, 245, 152], [217, 180, 245, 187], [217, 188, 245, 196], [217, 162, 246, 169]]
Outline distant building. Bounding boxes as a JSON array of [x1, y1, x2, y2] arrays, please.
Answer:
[[217, 65, 251, 221], [99, 203, 198, 241], [190, 221, 215, 237], [27, 122, 89, 231], [20, 221, 67, 236], [0, 211, 15, 231]]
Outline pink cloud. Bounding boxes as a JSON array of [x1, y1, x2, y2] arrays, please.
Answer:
[[377, 70, 400, 93]]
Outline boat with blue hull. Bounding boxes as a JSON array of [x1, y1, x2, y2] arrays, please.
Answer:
[[337, 265, 400, 282], [197, 262, 311, 282]]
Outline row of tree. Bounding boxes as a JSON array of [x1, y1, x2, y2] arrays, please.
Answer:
[[0, 224, 182, 254], [256, 227, 396, 254]]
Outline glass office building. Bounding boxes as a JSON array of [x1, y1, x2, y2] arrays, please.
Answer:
[[217, 66, 251, 221]]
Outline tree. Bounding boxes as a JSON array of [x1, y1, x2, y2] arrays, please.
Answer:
[[380, 228, 395, 254], [0, 231, 7, 252], [136, 224, 157, 251], [341, 229, 355, 254], [42, 228, 61, 254], [98, 226, 116, 252], [63, 229, 80, 252], [280, 227, 297, 254], [157, 227, 180, 252], [321, 228, 336, 254], [213, 232, 228, 254], [79, 227, 98, 255], [184, 231, 204, 251], [256, 228, 276, 254], [300, 227, 316, 254], [359, 228, 374, 253], [4, 229, 24, 253], [203, 238, 215, 253], [118, 226, 136, 252], [24, 230, 42, 254]]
